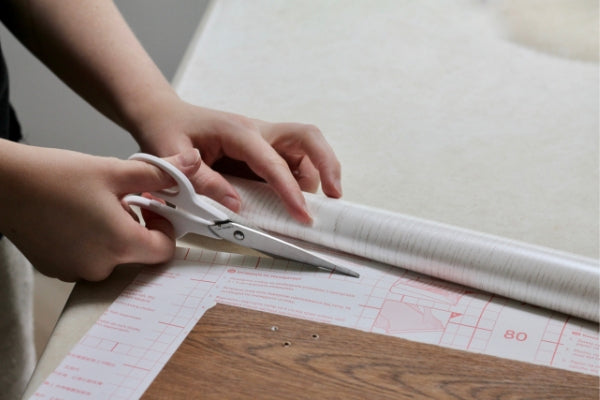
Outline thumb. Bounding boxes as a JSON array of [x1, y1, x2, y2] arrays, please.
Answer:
[[164, 148, 202, 177], [117, 148, 202, 194], [120, 214, 176, 266]]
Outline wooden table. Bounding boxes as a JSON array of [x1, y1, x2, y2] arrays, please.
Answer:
[[24, 1, 598, 398], [143, 304, 597, 399]]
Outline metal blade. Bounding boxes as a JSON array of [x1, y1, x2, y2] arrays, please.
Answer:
[[209, 221, 359, 278]]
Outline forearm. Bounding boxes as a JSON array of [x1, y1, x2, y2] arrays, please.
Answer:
[[0, 1, 343, 224], [1, 0, 177, 135], [0, 139, 73, 236], [0, 139, 22, 232]]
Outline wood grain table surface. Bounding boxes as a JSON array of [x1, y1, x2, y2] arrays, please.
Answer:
[[142, 304, 598, 399]]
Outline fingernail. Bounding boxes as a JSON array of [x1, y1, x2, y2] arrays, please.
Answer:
[[333, 178, 343, 197], [179, 148, 201, 167], [299, 202, 313, 225], [222, 195, 241, 212], [302, 211, 313, 225]]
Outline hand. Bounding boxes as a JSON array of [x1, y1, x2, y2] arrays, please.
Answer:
[[0, 142, 201, 281], [1, 1, 341, 224], [131, 99, 342, 224]]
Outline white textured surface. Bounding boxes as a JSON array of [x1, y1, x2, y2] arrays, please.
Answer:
[[176, 0, 598, 258]]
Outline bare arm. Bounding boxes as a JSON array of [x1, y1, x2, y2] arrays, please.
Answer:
[[0, 140, 203, 281], [1, 0, 174, 131], [1, 0, 342, 223]]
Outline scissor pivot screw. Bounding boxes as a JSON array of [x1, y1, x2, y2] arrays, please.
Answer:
[[233, 230, 245, 241]]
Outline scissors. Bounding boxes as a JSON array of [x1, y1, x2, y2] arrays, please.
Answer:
[[124, 153, 359, 278]]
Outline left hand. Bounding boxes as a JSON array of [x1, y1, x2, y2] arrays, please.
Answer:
[[2, 0, 341, 224], [132, 99, 343, 224]]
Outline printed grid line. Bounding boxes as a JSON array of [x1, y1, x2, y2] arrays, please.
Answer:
[[31, 247, 599, 399]]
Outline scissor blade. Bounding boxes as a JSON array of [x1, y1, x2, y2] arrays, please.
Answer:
[[209, 222, 359, 278]]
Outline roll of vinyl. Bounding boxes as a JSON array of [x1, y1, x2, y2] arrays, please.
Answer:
[[227, 177, 599, 322]]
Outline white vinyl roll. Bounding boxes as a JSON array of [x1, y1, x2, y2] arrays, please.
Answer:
[[227, 177, 599, 322]]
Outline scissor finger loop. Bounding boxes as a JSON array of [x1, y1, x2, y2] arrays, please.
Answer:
[[128, 153, 228, 222]]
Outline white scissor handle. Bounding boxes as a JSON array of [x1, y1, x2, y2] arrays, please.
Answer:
[[128, 153, 228, 222], [124, 195, 221, 239]]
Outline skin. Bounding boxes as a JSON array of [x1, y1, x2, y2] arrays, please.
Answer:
[[0, 0, 342, 281]]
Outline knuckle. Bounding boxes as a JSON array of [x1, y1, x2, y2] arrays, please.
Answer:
[[108, 238, 131, 264], [251, 153, 289, 181], [221, 114, 257, 135], [264, 153, 289, 171], [158, 245, 176, 264], [101, 156, 125, 176], [314, 154, 340, 171], [304, 124, 323, 137], [80, 262, 114, 282], [331, 158, 342, 172], [192, 170, 224, 194], [104, 222, 136, 263]]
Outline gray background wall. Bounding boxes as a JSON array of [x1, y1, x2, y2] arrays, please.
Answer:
[[1, 0, 209, 158]]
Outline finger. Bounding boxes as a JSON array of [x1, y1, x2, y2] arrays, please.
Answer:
[[213, 154, 318, 191], [137, 193, 176, 241], [80, 205, 176, 281], [141, 208, 175, 241], [166, 148, 202, 177], [229, 134, 312, 223], [121, 198, 140, 223], [188, 162, 242, 212], [211, 157, 262, 181], [289, 154, 320, 193], [120, 216, 176, 265], [265, 122, 342, 198], [115, 148, 202, 194]]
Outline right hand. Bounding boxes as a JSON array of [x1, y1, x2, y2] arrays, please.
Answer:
[[0, 141, 200, 281]]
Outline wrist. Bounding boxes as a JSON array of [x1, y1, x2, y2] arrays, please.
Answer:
[[119, 88, 182, 145]]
